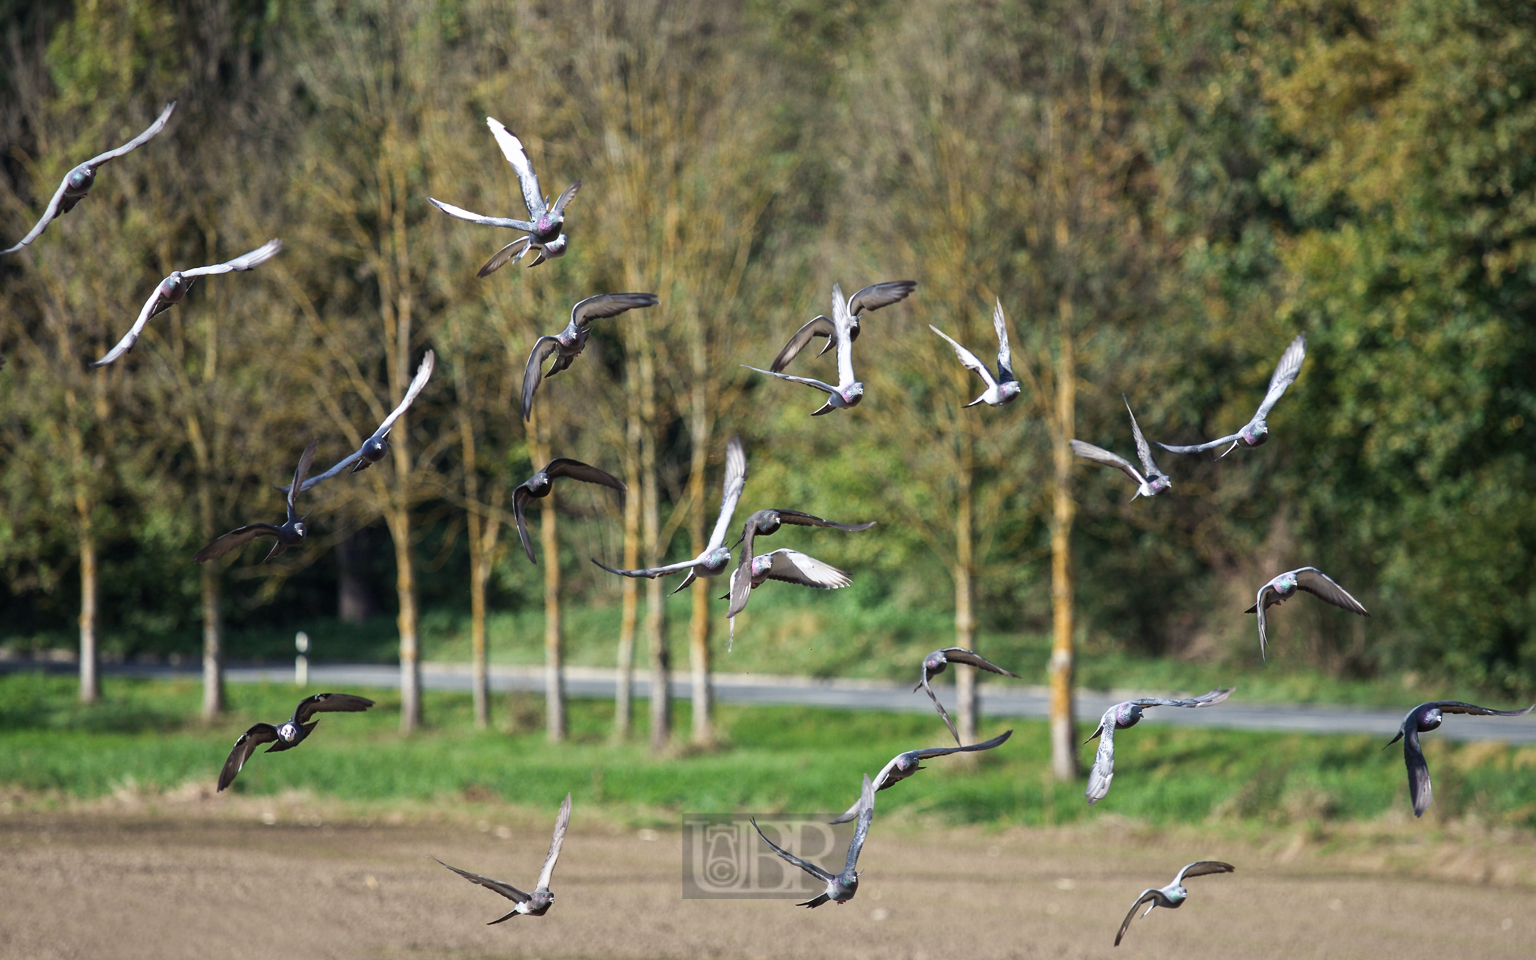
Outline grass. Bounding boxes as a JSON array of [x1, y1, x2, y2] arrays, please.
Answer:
[[3, 672, 1536, 831]]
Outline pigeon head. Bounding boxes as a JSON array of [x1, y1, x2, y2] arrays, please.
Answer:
[[159, 273, 192, 301], [1242, 420, 1270, 446], [1418, 706, 1444, 732], [1168, 885, 1188, 903], [841, 383, 865, 406], [833, 874, 859, 899], [701, 547, 731, 574], [541, 234, 568, 259], [757, 512, 783, 536], [359, 436, 389, 463], [291, 520, 307, 540], [1148, 475, 1172, 495], [1115, 703, 1145, 728], [750, 554, 775, 579], [1275, 572, 1298, 594], [66, 165, 96, 194], [527, 472, 553, 497], [923, 652, 948, 677], [997, 381, 1022, 404], [278, 722, 299, 742]]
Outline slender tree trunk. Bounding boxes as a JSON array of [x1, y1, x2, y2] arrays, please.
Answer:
[[201, 565, 224, 717], [614, 367, 642, 740], [77, 518, 99, 704], [640, 332, 669, 751], [686, 356, 713, 746], [1049, 294, 1078, 780], [955, 424, 976, 746], [393, 504, 421, 733], [540, 488, 567, 742], [468, 512, 490, 730]]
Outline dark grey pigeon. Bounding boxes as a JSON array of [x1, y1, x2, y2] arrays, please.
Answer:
[[281, 351, 435, 495], [217, 692, 374, 791], [728, 508, 874, 616], [435, 793, 572, 922], [1247, 566, 1369, 661], [3, 102, 176, 255], [929, 299, 1021, 408], [521, 293, 658, 421], [1157, 333, 1306, 457], [1388, 701, 1534, 817], [1070, 395, 1171, 500], [430, 118, 581, 274], [829, 730, 1012, 823], [916, 647, 1019, 746], [753, 774, 875, 908], [1085, 689, 1234, 805], [195, 439, 318, 564], [514, 459, 625, 564], [593, 435, 745, 593], [768, 280, 917, 372], [722, 548, 850, 650], [1114, 861, 1235, 947], [745, 283, 868, 416], [93, 239, 283, 367]]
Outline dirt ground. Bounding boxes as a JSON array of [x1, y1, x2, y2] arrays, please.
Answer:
[[2, 801, 1533, 960]]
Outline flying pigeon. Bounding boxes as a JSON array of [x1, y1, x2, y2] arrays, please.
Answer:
[[92, 239, 284, 367], [429, 118, 581, 274], [752, 774, 875, 908], [929, 299, 1020, 407], [520, 293, 658, 421], [217, 692, 374, 791], [829, 730, 1012, 823], [1388, 700, 1534, 817], [1156, 333, 1306, 457], [1114, 861, 1234, 947], [593, 435, 745, 592], [915, 647, 1020, 746], [435, 793, 572, 922], [722, 548, 851, 649], [280, 351, 435, 495], [745, 283, 868, 415], [1085, 689, 1234, 805], [727, 507, 873, 617], [768, 280, 916, 372], [195, 439, 318, 564], [3, 102, 176, 255], [1070, 395, 1171, 500], [1247, 567, 1369, 660], [514, 458, 625, 563]]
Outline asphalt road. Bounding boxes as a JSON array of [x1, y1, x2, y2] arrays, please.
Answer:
[[75, 660, 1536, 744]]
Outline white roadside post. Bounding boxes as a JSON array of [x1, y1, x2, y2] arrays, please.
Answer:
[[295, 631, 309, 688]]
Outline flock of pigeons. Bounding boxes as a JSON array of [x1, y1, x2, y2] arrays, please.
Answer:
[[7, 103, 1534, 948]]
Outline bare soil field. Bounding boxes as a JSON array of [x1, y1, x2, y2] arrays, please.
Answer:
[[2, 802, 1533, 960]]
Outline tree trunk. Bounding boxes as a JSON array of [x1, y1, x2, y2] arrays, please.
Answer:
[[201, 564, 224, 717], [77, 520, 99, 704], [337, 530, 375, 623], [468, 512, 490, 730], [540, 487, 567, 742], [686, 360, 713, 746], [954, 422, 977, 746], [393, 505, 421, 733], [614, 371, 642, 740], [640, 331, 670, 751], [1049, 294, 1078, 781]]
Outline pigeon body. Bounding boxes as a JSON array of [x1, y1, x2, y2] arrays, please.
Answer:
[[436, 793, 572, 922], [1071, 395, 1171, 500], [753, 774, 875, 908], [514, 458, 625, 563], [1157, 333, 1306, 457], [93, 239, 283, 367], [217, 692, 374, 791], [520, 293, 657, 420], [1388, 700, 1534, 817], [195, 439, 318, 564], [3, 102, 176, 255], [1114, 861, 1234, 947], [1084, 689, 1234, 805], [915, 647, 1020, 746], [1246, 566, 1369, 660], [829, 730, 1012, 823], [430, 118, 581, 274], [746, 283, 878, 416], [929, 299, 1021, 407], [768, 280, 916, 372], [593, 435, 745, 592]]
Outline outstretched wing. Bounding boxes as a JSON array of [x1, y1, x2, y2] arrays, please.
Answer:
[[513, 484, 537, 563], [369, 350, 435, 443], [742, 364, 837, 396], [1174, 861, 1235, 884], [1154, 433, 1242, 455], [910, 728, 1013, 761], [940, 647, 1019, 678], [1070, 439, 1147, 487], [1115, 890, 1161, 947], [930, 325, 998, 390], [768, 315, 835, 372], [750, 818, 834, 882], [486, 118, 546, 218], [772, 510, 876, 533], [762, 549, 850, 590], [1402, 726, 1433, 817], [433, 857, 531, 903], [846, 280, 917, 317], [706, 435, 748, 552], [1254, 333, 1307, 420], [550, 180, 581, 216], [918, 673, 961, 747], [1, 177, 73, 254], [570, 292, 658, 330], [92, 286, 170, 367], [217, 723, 280, 791], [478, 236, 532, 277], [535, 793, 572, 890], [845, 774, 876, 875], [590, 557, 699, 579], [1293, 567, 1369, 618], [427, 197, 535, 231], [293, 692, 375, 725], [1128, 688, 1234, 710], [194, 524, 281, 563], [85, 101, 177, 167], [285, 439, 319, 520], [520, 337, 561, 422], [1425, 700, 1536, 718], [991, 299, 1015, 382], [180, 239, 284, 278], [545, 458, 625, 493], [1123, 395, 1162, 479], [831, 284, 857, 388], [1084, 707, 1118, 805]]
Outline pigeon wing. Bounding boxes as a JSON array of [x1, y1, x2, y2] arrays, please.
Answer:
[[427, 197, 535, 231], [845, 774, 876, 875], [550, 180, 581, 216], [930, 325, 998, 390], [434, 858, 531, 903], [918, 674, 961, 747], [751, 818, 834, 882], [1070, 440, 1148, 487], [846, 280, 917, 316], [1085, 708, 1118, 804], [991, 298, 1016, 382], [293, 692, 375, 724], [768, 315, 836, 372], [92, 286, 169, 367], [1254, 332, 1307, 420], [512, 484, 537, 563], [218, 723, 280, 791], [520, 337, 561, 422], [762, 549, 850, 589], [194, 524, 281, 563], [706, 435, 748, 552], [1, 177, 73, 254], [590, 557, 700, 579], [726, 564, 754, 620], [1293, 568, 1369, 617], [941, 647, 1020, 678], [1154, 434, 1242, 455], [369, 350, 435, 443], [1128, 688, 1234, 709], [771, 510, 876, 533], [1402, 726, 1433, 817], [535, 793, 572, 890], [742, 365, 837, 396], [478, 236, 533, 277], [85, 101, 177, 166], [1175, 861, 1235, 883], [180, 239, 283, 279], [1123, 395, 1162, 479], [1116, 890, 1160, 947], [285, 439, 319, 519], [545, 458, 626, 493], [1426, 700, 1536, 718], [486, 118, 546, 218], [570, 292, 659, 331], [910, 728, 1013, 760]]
